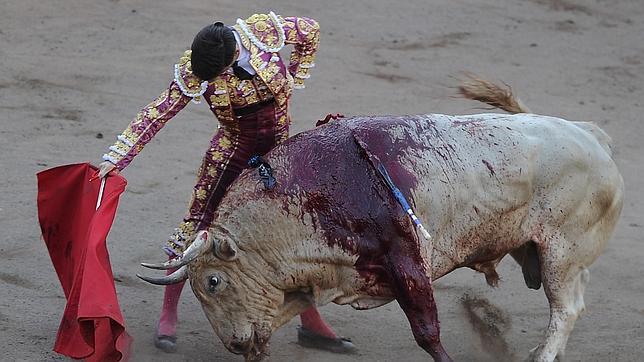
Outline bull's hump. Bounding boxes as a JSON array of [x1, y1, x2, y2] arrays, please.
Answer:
[[271, 113, 524, 196], [275, 115, 435, 194]]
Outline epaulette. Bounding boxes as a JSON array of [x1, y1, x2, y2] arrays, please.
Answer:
[[174, 50, 208, 103], [235, 12, 286, 53]]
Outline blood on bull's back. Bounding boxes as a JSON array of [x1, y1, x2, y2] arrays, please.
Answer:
[[240, 113, 617, 275]]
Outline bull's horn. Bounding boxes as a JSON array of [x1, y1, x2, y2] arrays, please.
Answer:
[[141, 230, 210, 270], [137, 265, 188, 285]]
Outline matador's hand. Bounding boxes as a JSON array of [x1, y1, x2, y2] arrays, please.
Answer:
[[98, 161, 118, 179]]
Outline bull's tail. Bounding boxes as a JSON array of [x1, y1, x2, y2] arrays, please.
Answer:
[[458, 73, 531, 114], [457, 73, 613, 156]]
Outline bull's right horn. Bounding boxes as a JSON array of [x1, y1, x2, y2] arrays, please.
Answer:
[[137, 265, 188, 285], [140, 230, 210, 270]]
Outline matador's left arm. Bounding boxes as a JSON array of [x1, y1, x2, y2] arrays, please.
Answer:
[[281, 16, 320, 89]]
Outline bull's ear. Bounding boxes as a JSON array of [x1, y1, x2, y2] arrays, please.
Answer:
[[214, 238, 238, 261]]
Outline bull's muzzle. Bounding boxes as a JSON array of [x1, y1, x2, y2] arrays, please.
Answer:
[[225, 328, 270, 361], [227, 337, 254, 355]]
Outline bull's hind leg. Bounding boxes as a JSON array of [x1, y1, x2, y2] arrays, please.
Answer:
[[529, 234, 591, 362]]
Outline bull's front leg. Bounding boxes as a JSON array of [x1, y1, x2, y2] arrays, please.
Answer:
[[386, 252, 452, 361]]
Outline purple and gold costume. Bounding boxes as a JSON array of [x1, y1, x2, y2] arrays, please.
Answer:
[[102, 12, 319, 255]]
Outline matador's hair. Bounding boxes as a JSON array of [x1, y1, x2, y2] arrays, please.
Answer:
[[191, 22, 236, 81]]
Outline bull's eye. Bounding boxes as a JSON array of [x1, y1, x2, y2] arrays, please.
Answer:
[[208, 276, 220, 292]]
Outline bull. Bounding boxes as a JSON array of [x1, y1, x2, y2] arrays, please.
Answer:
[[138, 78, 624, 361]]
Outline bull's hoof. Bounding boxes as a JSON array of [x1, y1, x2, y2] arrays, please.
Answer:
[[297, 326, 357, 354], [154, 334, 177, 353]]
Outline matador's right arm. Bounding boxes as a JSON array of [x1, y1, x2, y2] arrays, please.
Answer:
[[102, 51, 207, 170]]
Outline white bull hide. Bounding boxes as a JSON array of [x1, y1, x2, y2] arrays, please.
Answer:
[[172, 112, 622, 362]]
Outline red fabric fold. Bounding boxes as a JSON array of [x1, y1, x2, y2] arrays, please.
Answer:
[[37, 163, 132, 361]]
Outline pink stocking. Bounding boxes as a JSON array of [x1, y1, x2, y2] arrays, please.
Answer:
[[156, 268, 186, 337], [299, 306, 337, 339]]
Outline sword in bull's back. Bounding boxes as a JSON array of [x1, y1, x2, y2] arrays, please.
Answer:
[[352, 133, 433, 242]]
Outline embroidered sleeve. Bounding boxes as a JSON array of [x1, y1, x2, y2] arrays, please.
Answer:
[[281, 16, 320, 89], [102, 51, 209, 170], [102, 81, 191, 170]]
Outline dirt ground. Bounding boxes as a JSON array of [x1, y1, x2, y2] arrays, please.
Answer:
[[1, 0, 643, 361]]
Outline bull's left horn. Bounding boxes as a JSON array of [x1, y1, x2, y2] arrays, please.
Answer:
[[137, 265, 188, 285], [141, 230, 210, 270]]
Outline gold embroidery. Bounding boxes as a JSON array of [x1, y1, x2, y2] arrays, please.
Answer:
[[217, 108, 234, 119], [211, 76, 231, 107], [175, 51, 206, 97], [218, 15, 322, 120], [297, 18, 315, 34], [300, 54, 315, 64], [264, 33, 277, 45], [282, 19, 296, 28], [286, 28, 298, 41], [255, 20, 268, 32], [169, 88, 181, 100], [179, 50, 191, 65], [263, 62, 280, 79], [227, 75, 240, 90], [195, 188, 207, 200], [211, 151, 223, 162], [211, 94, 228, 107], [247, 13, 269, 23], [179, 221, 196, 236], [241, 81, 259, 104], [277, 113, 288, 126], [147, 107, 160, 119], [176, 63, 202, 93], [218, 137, 231, 149], [306, 29, 319, 41], [122, 128, 137, 144], [253, 77, 272, 101], [113, 142, 128, 153], [236, 13, 284, 52], [250, 56, 265, 71], [233, 24, 253, 52], [106, 150, 120, 161]]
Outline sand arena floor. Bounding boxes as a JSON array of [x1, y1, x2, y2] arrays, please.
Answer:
[[1, 0, 643, 361]]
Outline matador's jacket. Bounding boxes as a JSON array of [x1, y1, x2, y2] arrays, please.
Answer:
[[102, 12, 319, 255]]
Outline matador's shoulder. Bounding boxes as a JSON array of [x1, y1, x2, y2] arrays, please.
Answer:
[[174, 50, 208, 102], [234, 12, 286, 53]]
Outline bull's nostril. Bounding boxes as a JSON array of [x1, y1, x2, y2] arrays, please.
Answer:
[[228, 339, 251, 354]]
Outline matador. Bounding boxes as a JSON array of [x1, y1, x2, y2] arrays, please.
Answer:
[[99, 12, 355, 354]]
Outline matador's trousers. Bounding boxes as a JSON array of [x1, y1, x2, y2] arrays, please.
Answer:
[[164, 101, 288, 256]]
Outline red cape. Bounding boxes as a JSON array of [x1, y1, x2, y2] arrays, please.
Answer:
[[37, 163, 132, 361]]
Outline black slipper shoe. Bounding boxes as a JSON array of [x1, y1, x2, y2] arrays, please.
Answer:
[[296, 326, 357, 354], [154, 334, 177, 353]]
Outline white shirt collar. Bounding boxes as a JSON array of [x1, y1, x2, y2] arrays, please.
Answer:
[[232, 29, 255, 75]]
